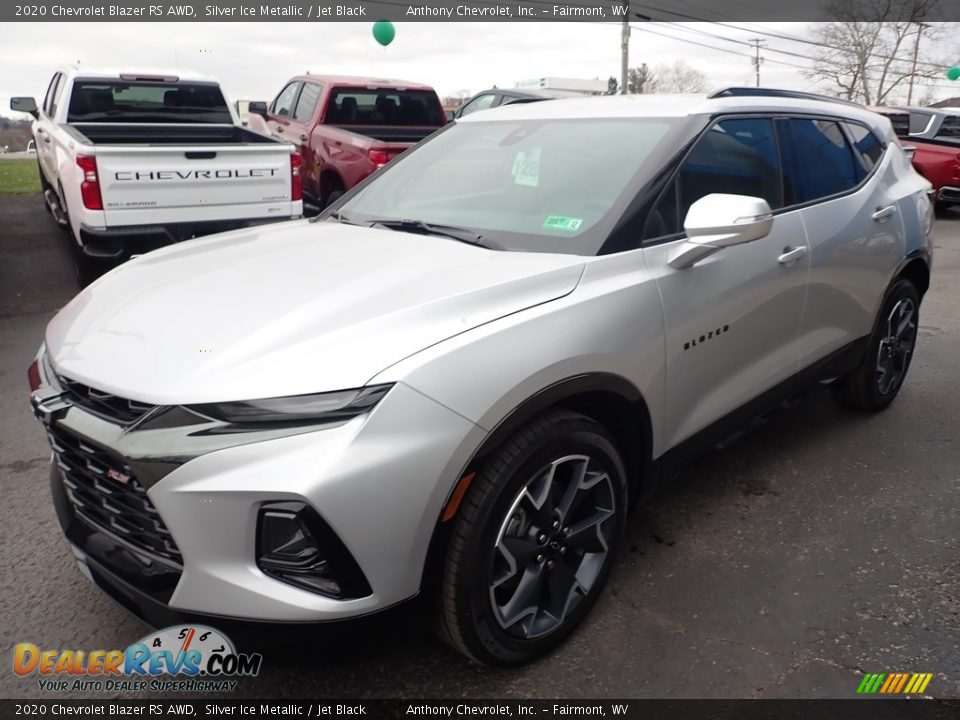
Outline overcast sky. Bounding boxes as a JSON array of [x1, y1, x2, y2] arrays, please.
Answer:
[[1, 21, 822, 114]]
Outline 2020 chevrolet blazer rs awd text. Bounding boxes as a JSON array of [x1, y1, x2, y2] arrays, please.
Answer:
[[29, 91, 934, 664]]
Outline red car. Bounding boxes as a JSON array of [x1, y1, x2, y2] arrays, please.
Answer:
[[871, 106, 960, 209], [249, 75, 447, 211]]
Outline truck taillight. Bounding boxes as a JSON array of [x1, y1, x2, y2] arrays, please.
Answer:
[[368, 150, 389, 168], [76, 155, 103, 210], [290, 153, 302, 202]]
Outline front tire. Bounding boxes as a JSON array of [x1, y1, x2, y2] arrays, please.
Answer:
[[831, 279, 920, 411], [438, 411, 627, 665]]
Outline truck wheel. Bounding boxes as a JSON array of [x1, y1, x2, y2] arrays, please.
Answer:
[[437, 410, 627, 665], [323, 189, 344, 209], [71, 243, 104, 288], [831, 279, 919, 412], [38, 161, 53, 211]]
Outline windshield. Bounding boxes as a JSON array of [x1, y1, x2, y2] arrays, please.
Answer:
[[67, 81, 232, 123], [327, 88, 445, 126], [334, 118, 675, 255]]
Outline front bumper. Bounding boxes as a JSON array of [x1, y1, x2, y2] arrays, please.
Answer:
[[34, 365, 484, 625]]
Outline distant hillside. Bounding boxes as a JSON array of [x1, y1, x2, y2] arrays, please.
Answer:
[[0, 118, 33, 152]]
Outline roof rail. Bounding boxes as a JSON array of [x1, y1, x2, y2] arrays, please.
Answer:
[[709, 87, 863, 108]]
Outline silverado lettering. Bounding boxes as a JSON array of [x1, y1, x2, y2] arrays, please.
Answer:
[[114, 169, 279, 180]]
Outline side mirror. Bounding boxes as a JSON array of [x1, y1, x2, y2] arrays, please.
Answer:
[[444, 110, 455, 122], [10, 97, 39, 118], [248, 101, 268, 117], [669, 194, 773, 269]]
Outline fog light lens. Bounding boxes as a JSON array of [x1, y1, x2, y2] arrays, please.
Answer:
[[256, 502, 371, 599]]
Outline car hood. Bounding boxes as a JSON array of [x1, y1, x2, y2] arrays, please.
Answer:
[[45, 221, 585, 404]]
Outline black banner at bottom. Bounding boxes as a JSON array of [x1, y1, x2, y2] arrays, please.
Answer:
[[3, 700, 960, 720]]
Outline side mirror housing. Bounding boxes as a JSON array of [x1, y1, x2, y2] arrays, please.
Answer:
[[444, 110, 455, 122], [10, 97, 39, 118], [669, 194, 773, 269], [248, 101, 268, 117]]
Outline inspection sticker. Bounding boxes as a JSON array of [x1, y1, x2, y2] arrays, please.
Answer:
[[543, 215, 583, 232]]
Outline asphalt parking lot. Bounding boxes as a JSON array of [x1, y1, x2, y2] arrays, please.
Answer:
[[1, 194, 958, 700]]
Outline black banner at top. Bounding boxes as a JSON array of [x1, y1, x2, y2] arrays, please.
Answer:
[[5, 0, 960, 22]]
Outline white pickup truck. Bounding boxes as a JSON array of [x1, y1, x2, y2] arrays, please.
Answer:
[[11, 66, 303, 286]]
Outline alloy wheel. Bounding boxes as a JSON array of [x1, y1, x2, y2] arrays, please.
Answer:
[[489, 454, 616, 640], [876, 297, 917, 396]]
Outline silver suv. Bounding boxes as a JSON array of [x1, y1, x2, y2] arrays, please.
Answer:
[[30, 89, 933, 665]]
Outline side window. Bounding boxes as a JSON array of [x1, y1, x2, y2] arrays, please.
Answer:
[[271, 82, 301, 118], [293, 83, 322, 122], [459, 93, 497, 117], [678, 117, 782, 223], [844, 122, 885, 173], [49, 75, 67, 118], [782, 118, 860, 204], [42, 73, 61, 116]]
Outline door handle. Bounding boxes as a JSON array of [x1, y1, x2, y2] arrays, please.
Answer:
[[777, 246, 808, 265], [872, 205, 896, 221]]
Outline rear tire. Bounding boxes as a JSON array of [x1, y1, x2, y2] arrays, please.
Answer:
[[437, 410, 627, 665], [831, 279, 919, 412], [323, 189, 344, 209], [71, 242, 104, 288]]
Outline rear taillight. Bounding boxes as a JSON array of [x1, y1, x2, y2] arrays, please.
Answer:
[[290, 153, 302, 202], [76, 155, 102, 210], [368, 149, 389, 168], [28, 359, 41, 392]]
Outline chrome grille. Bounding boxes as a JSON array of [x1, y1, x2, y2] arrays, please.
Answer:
[[49, 426, 182, 565], [56, 375, 156, 425]]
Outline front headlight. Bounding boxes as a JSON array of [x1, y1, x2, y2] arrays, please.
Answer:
[[188, 384, 392, 425]]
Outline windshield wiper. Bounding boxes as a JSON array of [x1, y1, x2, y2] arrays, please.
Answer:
[[367, 219, 502, 250]]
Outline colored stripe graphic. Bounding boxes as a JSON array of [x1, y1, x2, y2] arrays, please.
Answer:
[[857, 672, 932, 694]]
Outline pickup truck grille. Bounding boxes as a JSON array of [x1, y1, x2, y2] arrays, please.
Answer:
[[49, 426, 182, 566], [56, 374, 156, 425]]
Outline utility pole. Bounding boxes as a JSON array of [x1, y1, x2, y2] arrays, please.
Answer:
[[749, 38, 766, 87], [620, 16, 630, 94], [906, 22, 928, 105]]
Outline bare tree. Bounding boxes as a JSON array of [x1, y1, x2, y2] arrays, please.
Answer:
[[652, 61, 708, 94], [803, 0, 954, 105]]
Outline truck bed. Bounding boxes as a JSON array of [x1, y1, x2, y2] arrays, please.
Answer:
[[64, 123, 279, 146], [332, 125, 440, 144]]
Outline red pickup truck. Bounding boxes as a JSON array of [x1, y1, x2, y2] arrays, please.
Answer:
[[871, 106, 960, 209], [249, 75, 446, 211]]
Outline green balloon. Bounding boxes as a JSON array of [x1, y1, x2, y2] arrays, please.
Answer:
[[372, 21, 395, 47], [947, 66, 960, 81]]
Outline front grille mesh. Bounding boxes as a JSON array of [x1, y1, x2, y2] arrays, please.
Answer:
[[49, 426, 182, 565], [56, 375, 156, 425]]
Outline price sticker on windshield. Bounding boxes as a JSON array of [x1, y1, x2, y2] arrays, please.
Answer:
[[543, 215, 583, 232], [512, 148, 541, 187]]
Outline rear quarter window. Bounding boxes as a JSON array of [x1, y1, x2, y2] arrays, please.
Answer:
[[780, 118, 860, 204], [844, 122, 885, 172]]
